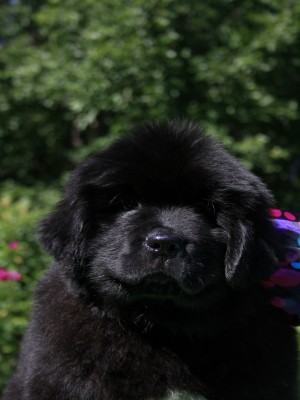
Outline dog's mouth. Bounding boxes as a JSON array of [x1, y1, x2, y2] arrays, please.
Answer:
[[124, 273, 192, 300]]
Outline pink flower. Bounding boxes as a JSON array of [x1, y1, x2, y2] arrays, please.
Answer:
[[270, 296, 285, 309], [271, 268, 300, 287], [8, 241, 19, 250], [0, 268, 21, 281]]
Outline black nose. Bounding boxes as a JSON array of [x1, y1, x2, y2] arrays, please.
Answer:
[[144, 232, 185, 258]]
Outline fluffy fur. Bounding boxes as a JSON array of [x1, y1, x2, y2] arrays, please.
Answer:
[[3, 120, 298, 400]]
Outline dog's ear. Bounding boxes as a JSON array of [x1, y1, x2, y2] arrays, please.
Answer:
[[37, 194, 89, 277], [38, 153, 109, 276], [217, 210, 277, 288]]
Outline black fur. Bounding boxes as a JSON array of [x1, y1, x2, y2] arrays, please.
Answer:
[[3, 120, 298, 400]]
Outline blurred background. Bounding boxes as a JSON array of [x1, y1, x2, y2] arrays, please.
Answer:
[[0, 0, 299, 391]]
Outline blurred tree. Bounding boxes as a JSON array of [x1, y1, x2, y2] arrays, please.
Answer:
[[0, 0, 299, 206]]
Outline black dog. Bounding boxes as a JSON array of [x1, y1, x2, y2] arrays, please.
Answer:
[[3, 121, 298, 400]]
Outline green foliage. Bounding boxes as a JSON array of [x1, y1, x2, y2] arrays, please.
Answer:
[[0, 182, 57, 277], [0, 0, 299, 206], [0, 280, 31, 390], [0, 183, 58, 391], [0, 0, 300, 394]]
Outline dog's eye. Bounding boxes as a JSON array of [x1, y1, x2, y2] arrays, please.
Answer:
[[206, 201, 217, 216], [121, 197, 139, 211], [107, 192, 139, 212], [194, 201, 217, 218]]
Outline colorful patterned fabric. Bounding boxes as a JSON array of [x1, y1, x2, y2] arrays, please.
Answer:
[[264, 209, 300, 325]]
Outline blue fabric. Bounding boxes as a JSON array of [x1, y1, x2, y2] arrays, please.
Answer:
[[265, 209, 300, 325]]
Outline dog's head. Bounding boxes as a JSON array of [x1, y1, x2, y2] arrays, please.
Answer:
[[38, 121, 277, 309]]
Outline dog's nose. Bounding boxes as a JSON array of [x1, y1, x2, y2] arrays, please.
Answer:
[[144, 232, 185, 258]]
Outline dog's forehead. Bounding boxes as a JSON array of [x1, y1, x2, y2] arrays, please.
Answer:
[[104, 129, 217, 180], [92, 133, 224, 204], [76, 122, 269, 209]]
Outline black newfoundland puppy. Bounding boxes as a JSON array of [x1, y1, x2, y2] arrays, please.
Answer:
[[3, 121, 298, 400]]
